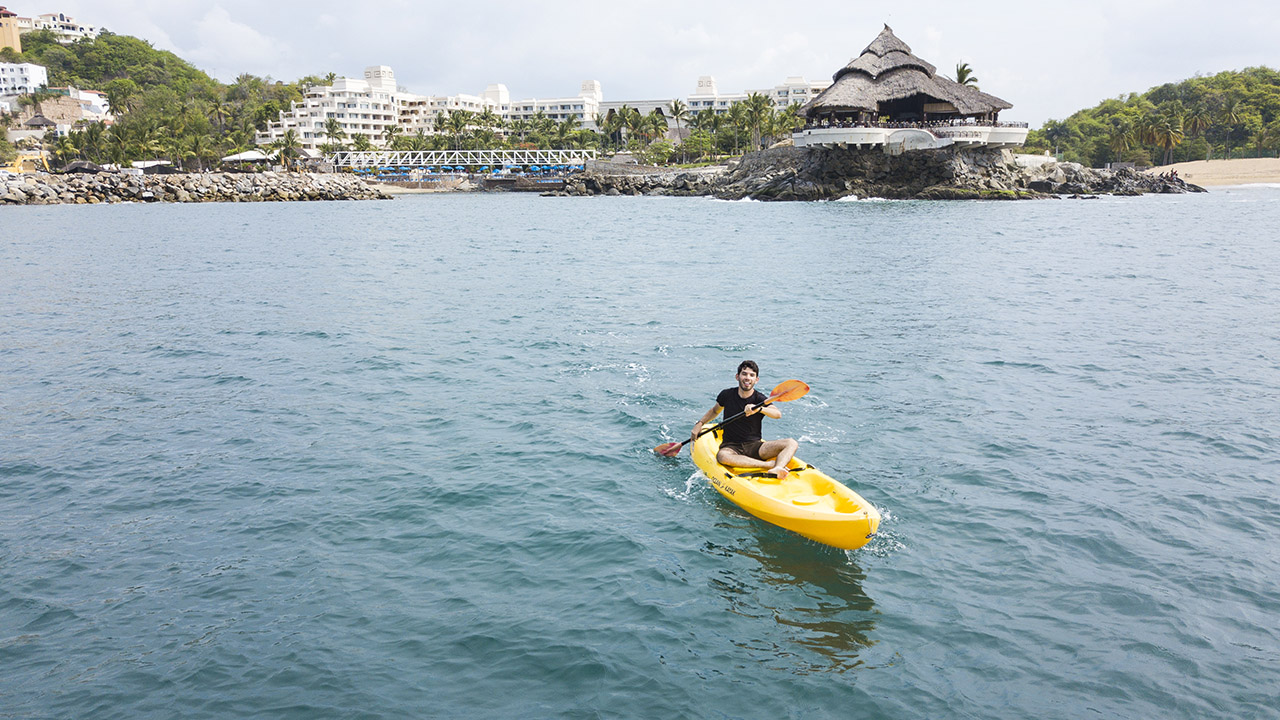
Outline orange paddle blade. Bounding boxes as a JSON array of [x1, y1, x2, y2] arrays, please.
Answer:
[[768, 379, 810, 403], [654, 442, 683, 457]]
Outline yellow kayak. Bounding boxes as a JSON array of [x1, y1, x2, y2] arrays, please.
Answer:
[[692, 427, 881, 550]]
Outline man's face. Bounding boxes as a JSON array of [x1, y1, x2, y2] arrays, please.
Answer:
[[736, 367, 758, 393]]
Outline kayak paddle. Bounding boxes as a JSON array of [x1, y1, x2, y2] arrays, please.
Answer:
[[654, 379, 809, 457]]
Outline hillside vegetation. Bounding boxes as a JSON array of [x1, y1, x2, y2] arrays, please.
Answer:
[[1024, 67, 1280, 167], [2, 30, 316, 168]]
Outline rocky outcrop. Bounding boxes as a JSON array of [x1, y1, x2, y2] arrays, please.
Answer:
[[557, 147, 1207, 201], [1, 171, 391, 206]]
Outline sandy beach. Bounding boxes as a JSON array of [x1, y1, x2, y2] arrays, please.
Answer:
[[1149, 157, 1280, 186]]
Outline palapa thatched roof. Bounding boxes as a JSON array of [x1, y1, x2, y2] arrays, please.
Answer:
[[804, 25, 1013, 118]]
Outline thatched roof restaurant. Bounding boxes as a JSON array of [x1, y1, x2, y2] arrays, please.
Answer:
[[793, 25, 1028, 150]]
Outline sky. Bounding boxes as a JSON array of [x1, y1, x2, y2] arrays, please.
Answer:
[[17, 0, 1280, 127]]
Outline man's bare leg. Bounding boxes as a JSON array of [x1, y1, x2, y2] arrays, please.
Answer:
[[717, 448, 773, 471], [758, 438, 799, 479]]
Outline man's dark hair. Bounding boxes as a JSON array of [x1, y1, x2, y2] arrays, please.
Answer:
[[737, 360, 759, 375]]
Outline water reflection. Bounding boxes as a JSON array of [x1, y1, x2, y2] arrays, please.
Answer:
[[704, 518, 878, 673]]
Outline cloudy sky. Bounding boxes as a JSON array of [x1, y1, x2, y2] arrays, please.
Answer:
[[21, 0, 1280, 127]]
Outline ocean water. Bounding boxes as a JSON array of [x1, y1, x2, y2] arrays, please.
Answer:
[[2, 188, 1278, 719]]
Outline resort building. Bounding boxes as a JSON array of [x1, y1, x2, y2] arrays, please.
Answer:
[[26, 11, 99, 42], [256, 65, 606, 148], [256, 66, 402, 150], [0, 61, 48, 95], [596, 74, 829, 136], [507, 80, 602, 124], [793, 25, 1028, 150], [685, 75, 829, 115], [397, 84, 510, 136], [0, 8, 100, 48]]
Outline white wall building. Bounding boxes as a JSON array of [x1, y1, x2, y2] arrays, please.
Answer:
[[0, 61, 48, 95], [598, 75, 830, 133], [686, 75, 828, 115], [399, 83, 509, 135], [507, 80, 602, 124], [4, 10, 100, 45], [255, 65, 825, 151], [28, 12, 99, 42], [256, 65, 402, 150]]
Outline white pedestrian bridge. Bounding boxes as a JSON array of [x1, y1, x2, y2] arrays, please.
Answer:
[[327, 149, 597, 169], [793, 121, 1030, 151]]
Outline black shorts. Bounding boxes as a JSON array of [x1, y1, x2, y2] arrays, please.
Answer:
[[720, 439, 765, 460]]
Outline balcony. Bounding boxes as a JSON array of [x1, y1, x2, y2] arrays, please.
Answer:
[[793, 120, 1030, 150]]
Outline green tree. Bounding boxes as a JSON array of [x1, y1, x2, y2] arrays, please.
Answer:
[[442, 109, 472, 150], [743, 92, 774, 151], [668, 99, 689, 160], [270, 128, 302, 170], [955, 62, 979, 88], [1107, 119, 1134, 162], [554, 116, 580, 149], [1218, 97, 1242, 158], [322, 117, 347, 152], [1251, 125, 1275, 157], [381, 123, 401, 149], [1150, 113, 1185, 165]]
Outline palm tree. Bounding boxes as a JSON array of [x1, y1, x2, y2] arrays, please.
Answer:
[[744, 92, 774, 151], [409, 128, 431, 151], [381, 123, 401, 149], [693, 108, 725, 158], [1251, 126, 1274, 158], [1183, 104, 1212, 160], [270, 129, 303, 170], [613, 105, 639, 147], [443, 109, 472, 150], [187, 132, 217, 172], [955, 62, 979, 88], [555, 116, 580, 149], [667, 99, 691, 161], [530, 110, 556, 141], [351, 134, 374, 152], [1218, 98, 1242, 159], [50, 134, 80, 168], [727, 102, 749, 155], [477, 107, 502, 135], [645, 109, 668, 143], [322, 117, 347, 153], [1150, 114, 1184, 165], [1107, 120, 1133, 163]]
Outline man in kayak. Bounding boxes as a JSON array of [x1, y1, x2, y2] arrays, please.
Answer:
[[691, 360, 798, 479]]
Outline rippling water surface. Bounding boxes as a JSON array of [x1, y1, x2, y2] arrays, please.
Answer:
[[3, 189, 1278, 719]]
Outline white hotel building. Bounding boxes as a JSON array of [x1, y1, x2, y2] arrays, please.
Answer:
[[257, 66, 606, 150], [254, 66, 827, 150], [256, 66, 401, 151], [0, 61, 48, 95]]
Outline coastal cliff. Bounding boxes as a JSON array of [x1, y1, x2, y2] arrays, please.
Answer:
[[561, 147, 1206, 201], [1, 171, 391, 206]]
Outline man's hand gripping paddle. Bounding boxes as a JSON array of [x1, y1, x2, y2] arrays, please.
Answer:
[[653, 379, 810, 457]]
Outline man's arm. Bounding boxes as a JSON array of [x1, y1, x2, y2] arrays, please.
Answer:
[[692, 404, 723, 439], [747, 403, 782, 419]]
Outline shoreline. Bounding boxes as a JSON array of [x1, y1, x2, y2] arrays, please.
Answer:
[[1147, 157, 1280, 186], [2, 171, 391, 205]]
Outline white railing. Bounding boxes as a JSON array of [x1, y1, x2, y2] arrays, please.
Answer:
[[328, 149, 597, 168]]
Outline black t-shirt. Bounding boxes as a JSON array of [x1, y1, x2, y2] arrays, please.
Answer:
[[716, 387, 767, 446]]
